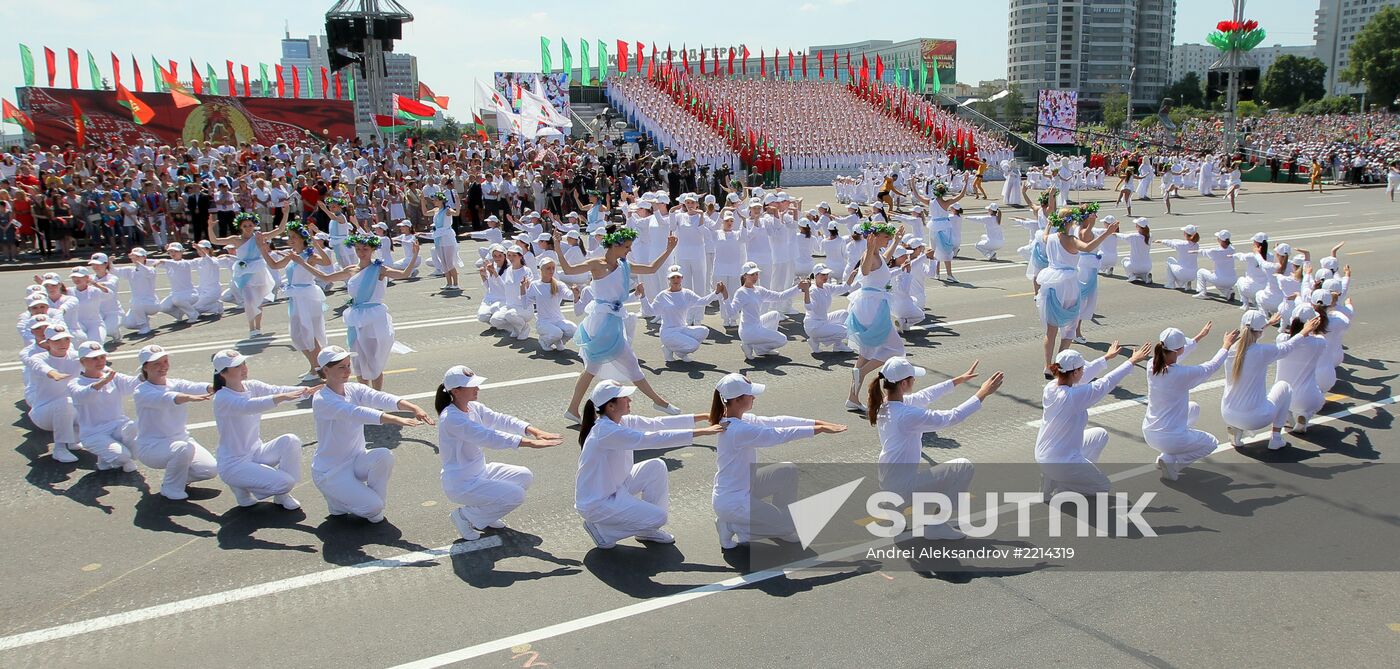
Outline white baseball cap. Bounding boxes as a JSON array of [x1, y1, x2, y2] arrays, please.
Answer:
[[1250, 232, 1268, 244], [762, 193, 778, 205], [1241, 309, 1269, 331], [666, 264, 684, 278], [211, 349, 248, 372], [879, 356, 927, 383], [196, 240, 213, 249], [813, 263, 833, 275], [26, 296, 47, 308], [78, 340, 107, 359], [1289, 253, 1307, 267], [1053, 349, 1086, 372], [1180, 224, 1198, 235], [1100, 214, 1117, 225], [1322, 278, 1344, 293], [716, 373, 766, 401], [442, 364, 487, 390], [316, 345, 355, 369], [1274, 243, 1293, 258], [137, 345, 169, 366], [44, 325, 73, 341], [27, 314, 50, 331], [1291, 304, 1318, 323], [726, 193, 741, 203], [166, 242, 185, 252], [130, 247, 148, 257], [89, 252, 110, 264], [40, 277, 61, 287], [588, 379, 636, 407], [1309, 288, 1332, 306], [986, 202, 999, 212], [892, 247, 911, 259], [1133, 217, 1150, 229], [1215, 229, 1231, 241], [742, 263, 761, 275], [1159, 327, 1188, 351], [538, 256, 556, 268], [1319, 256, 1339, 271]]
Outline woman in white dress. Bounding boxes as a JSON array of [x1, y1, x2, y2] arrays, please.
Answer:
[[1036, 206, 1118, 377], [206, 212, 276, 338], [436, 365, 562, 541], [258, 220, 333, 381], [1000, 160, 1025, 207], [132, 345, 218, 500], [422, 191, 463, 290], [1220, 310, 1321, 450], [1194, 230, 1241, 301], [801, 264, 853, 353], [844, 222, 906, 411], [1159, 224, 1200, 291], [914, 182, 967, 282], [1224, 159, 1260, 213], [1036, 345, 1153, 495], [646, 265, 721, 363], [710, 373, 846, 548], [1273, 304, 1328, 434], [575, 380, 724, 548], [289, 233, 420, 391], [210, 349, 318, 509], [311, 346, 432, 523], [1142, 324, 1235, 480], [524, 258, 578, 352], [553, 227, 684, 423], [1072, 218, 1103, 345], [727, 263, 806, 360], [1117, 217, 1153, 284]]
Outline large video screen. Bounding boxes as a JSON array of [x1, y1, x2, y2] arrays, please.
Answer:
[[1036, 89, 1078, 145], [493, 72, 572, 119]]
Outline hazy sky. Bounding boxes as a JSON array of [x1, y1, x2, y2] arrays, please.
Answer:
[[1, 0, 1322, 127]]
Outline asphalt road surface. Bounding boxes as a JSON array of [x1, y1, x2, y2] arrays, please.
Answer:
[[2, 183, 1397, 668]]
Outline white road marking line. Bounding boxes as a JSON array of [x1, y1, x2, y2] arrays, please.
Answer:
[[0, 537, 504, 653], [386, 396, 1398, 669], [1025, 379, 1226, 428], [1304, 202, 1349, 207], [936, 314, 1016, 327], [184, 372, 581, 431], [1280, 214, 1339, 222], [1306, 194, 1348, 199]]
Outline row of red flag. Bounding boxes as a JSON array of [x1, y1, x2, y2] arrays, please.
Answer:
[[20, 46, 352, 100], [613, 41, 895, 81]]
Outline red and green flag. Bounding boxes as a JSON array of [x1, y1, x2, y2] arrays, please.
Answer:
[[393, 94, 435, 121], [418, 82, 449, 109], [470, 114, 490, 142], [116, 83, 154, 124], [2, 98, 34, 133], [374, 113, 411, 133], [71, 98, 86, 147], [161, 66, 201, 108]]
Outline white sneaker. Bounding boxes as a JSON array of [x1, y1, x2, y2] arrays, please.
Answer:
[[1192, 292, 1208, 299], [453, 508, 481, 541], [160, 488, 189, 501], [988, 252, 998, 261], [809, 339, 822, 353], [485, 518, 507, 529], [741, 344, 755, 360], [274, 494, 301, 510], [679, 353, 693, 362], [1267, 432, 1286, 450], [653, 402, 682, 415], [121, 460, 138, 473], [635, 529, 676, 544], [231, 487, 259, 507], [1157, 457, 1180, 481], [563, 410, 582, 425], [845, 399, 867, 413], [1228, 427, 1245, 447], [662, 348, 675, 362], [1072, 335, 1088, 344], [1291, 417, 1308, 434], [248, 329, 261, 338], [51, 443, 79, 463], [582, 521, 615, 549], [717, 520, 738, 550]]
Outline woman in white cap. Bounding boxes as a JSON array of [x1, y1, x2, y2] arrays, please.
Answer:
[[1273, 304, 1329, 434], [1194, 229, 1241, 302], [575, 379, 725, 548], [1159, 225, 1201, 292], [211, 349, 318, 508], [795, 215, 819, 280], [1311, 287, 1350, 394], [311, 346, 432, 523], [422, 191, 462, 291], [206, 212, 277, 338], [889, 248, 926, 331], [1257, 251, 1307, 316], [390, 221, 422, 278], [553, 227, 683, 423], [845, 222, 906, 410], [1037, 206, 1117, 377], [671, 195, 711, 319], [1114, 217, 1152, 283], [258, 221, 333, 381], [1220, 310, 1321, 450], [290, 233, 419, 391], [1091, 214, 1121, 277], [524, 257, 577, 352], [35, 273, 78, 334], [801, 264, 853, 354], [20, 315, 52, 411], [87, 253, 124, 342], [728, 262, 806, 360], [27, 324, 81, 462], [68, 340, 140, 472], [190, 242, 226, 317], [1036, 343, 1153, 495], [475, 246, 508, 326], [1233, 233, 1273, 311], [132, 345, 219, 500], [710, 372, 847, 548], [319, 197, 359, 279], [115, 248, 163, 336], [711, 212, 750, 328], [819, 220, 847, 279], [152, 243, 201, 323], [1144, 323, 1236, 480], [646, 265, 721, 363], [485, 245, 536, 340], [868, 357, 1002, 538], [556, 231, 591, 287], [436, 365, 562, 541], [68, 268, 111, 344], [970, 203, 1004, 261]]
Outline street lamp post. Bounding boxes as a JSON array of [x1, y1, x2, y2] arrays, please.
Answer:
[[1127, 67, 1137, 131]]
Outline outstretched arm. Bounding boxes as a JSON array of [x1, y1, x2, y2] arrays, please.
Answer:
[[632, 235, 679, 275]]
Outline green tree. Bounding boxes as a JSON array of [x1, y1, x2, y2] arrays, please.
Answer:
[[1101, 90, 1130, 131], [1235, 100, 1264, 117], [1341, 5, 1400, 109], [1161, 72, 1205, 109], [1297, 95, 1358, 115], [1000, 84, 1026, 123], [1260, 55, 1326, 109]]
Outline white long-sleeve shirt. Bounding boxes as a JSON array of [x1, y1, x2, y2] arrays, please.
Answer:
[[26, 351, 80, 405], [1143, 345, 1229, 434], [438, 401, 528, 482], [1035, 361, 1136, 463], [311, 383, 402, 477], [69, 372, 141, 437], [805, 282, 852, 320], [161, 259, 197, 293], [575, 414, 694, 517], [213, 380, 302, 463], [525, 282, 570, 323], [114, 263, 159, 302], [1222, 334, 1304, 419], [727, 284, 801, 325], [876, 380, 983, 465], [649, 289, 718, 328], [712, 414, 814, 500], [134, 378, 210, 441]]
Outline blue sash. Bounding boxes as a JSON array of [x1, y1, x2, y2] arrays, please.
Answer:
[[573, 260, 631, 366], [846, 286, 893, 348], [1031, 240, 1049, 267], [935, 227, 955, 257], [1042, 286, 1079, 327], [1079, 268, 1099, 304], [345, 260, 383, 348], [286, 249, 325, 319], [231, 238, 262, 290]]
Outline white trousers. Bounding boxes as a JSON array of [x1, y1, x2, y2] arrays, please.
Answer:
[[713, 272, 742, 324], [489, 305, 532, 337], [135, 435, 219, 498], [804, 311, 849, 347], [314, 448, 395, 520], [122, 298, 162, 332], [1040, 428, 1111, 494], [739, 312, 788, 355], [1223, 382, 1293, 432], [75, 315, 107, 345], [194, 287, 223, 315], [659, 325, 708, 355], [100, 308, 122, 340], [219, 434, 302, 501], [80, 419, 138, 470], [714, 462, 800, 540], [160, 290, 200, 322], [1195, 269, 1236, 297], [1143, 402, 1217, 466], [477, 300, 499, 324], [29, 398, 78, 444], [975, 234, 1004, 258], [536, 317, 578, 350], [580, 459, 669, 545], [444, 462, 534, 528], [675, 257, 710, 322], [1165, 258, 1195, 288], [1121, 256, 1151, 281]]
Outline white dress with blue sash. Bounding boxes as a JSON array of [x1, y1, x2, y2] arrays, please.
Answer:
[[574, 260, 644, 381]]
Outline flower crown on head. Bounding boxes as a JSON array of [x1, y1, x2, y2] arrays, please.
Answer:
[[930, 182, 949, 198], [344, 233, 382, 248], [325, 196, 349, 207], [857, 222, 898, 237], [233, 211, 259, 225], [601, 227, 638, 248], [1037, 191, 1051, 206], [432, 191, 447, 201], [285, 220, 311, 241]]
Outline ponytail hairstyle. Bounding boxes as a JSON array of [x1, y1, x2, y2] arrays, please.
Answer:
[[1312, 304, 1330, 334], [578, 399, 600, 447], [212, 371, 227, 393], [1048, 362, 1076, 386], [434, 383, 453, 414], [866, 373, 898, 426], [1256, 240, 1269, 259], [708, 390, 726, 426], [1138, 223, 1150, 244], [1229, 326, 1260, 382], [1151, 341, 1171, 376], [1186, 231, 1200, 243]]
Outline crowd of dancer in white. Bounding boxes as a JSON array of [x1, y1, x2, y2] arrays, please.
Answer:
[[18, 172, 1359, 548]]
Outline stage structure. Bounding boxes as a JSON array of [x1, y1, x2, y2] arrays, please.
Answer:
[[325, 0, 413, 141]]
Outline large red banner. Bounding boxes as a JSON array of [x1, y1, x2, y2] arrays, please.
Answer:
[[17, 87, 355, 147]]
